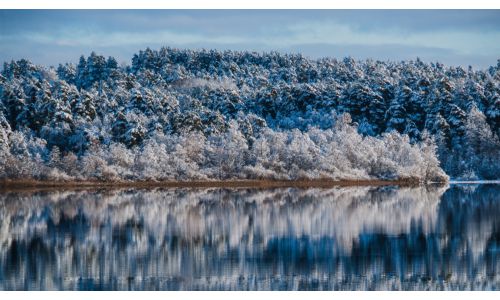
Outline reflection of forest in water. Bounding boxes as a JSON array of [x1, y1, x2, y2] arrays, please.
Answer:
[[0, 184, 499, 290]]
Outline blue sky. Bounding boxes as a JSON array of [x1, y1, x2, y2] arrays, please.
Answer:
[[1, 10, 499, 69]]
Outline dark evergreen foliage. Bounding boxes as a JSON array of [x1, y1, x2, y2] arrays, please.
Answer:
[[1, 47, 499, 179]]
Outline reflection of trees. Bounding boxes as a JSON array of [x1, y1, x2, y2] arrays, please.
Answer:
[[0, 185, 498, 290]]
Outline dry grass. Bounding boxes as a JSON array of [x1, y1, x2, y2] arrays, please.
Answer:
[[0, 177, 431, 192]]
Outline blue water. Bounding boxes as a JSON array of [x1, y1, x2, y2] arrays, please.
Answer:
[[0, 184, 498, 290]]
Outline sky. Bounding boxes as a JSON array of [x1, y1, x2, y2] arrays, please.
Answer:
[[0, 10, 499, 69]]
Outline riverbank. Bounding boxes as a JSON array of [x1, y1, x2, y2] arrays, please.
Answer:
[[0, 177, 445, 191]]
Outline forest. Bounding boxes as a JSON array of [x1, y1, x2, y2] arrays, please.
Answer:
[[1, 47, 499, 182]]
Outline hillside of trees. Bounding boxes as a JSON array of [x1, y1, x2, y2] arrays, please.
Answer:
[[1, 47, 499, 181]]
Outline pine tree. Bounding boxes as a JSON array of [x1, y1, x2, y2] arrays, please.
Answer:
[[1, 80, 26, 129], [73, 91, 96, 121], [76, 56, 88, 90], [56, 63, 76, 85], [87, 52, 107, 93], [385, 97, 407, 133]]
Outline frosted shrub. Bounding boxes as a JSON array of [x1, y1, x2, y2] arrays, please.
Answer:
[[0, 111, 447, 183]]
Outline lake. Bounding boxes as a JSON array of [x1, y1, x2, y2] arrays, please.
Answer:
[[0, 184, 498, 290]]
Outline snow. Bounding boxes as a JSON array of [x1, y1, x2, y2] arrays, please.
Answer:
[[1, 48, 499, 181]]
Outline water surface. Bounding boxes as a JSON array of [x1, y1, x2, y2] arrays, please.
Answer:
[[0, 184, 498, 290]]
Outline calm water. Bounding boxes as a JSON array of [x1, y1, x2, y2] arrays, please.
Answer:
[[0, 184, 498, 291]]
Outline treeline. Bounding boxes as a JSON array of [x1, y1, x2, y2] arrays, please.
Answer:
[[1, 47, 499, 180]]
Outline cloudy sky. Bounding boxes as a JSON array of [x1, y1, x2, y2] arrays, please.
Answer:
[[1, 10, 499, 69]]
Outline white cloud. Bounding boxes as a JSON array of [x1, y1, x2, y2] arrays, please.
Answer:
[[1, 28, 249, 48], [5, 20, 498, 57], [1, 15, 498, 68], [277, 21, 500, 56]]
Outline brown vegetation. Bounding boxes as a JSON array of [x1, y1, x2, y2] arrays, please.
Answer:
[[0, 177, 433, 191]]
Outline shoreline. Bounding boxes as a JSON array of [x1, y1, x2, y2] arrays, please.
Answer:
[[449, 180, 500, 184], [0, 178, 443, 191]]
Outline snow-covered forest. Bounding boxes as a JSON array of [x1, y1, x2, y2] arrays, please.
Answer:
[[1, 47, 499, 181]]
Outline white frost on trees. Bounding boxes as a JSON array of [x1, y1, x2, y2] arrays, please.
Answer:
[[3, 48, 498, 181]]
